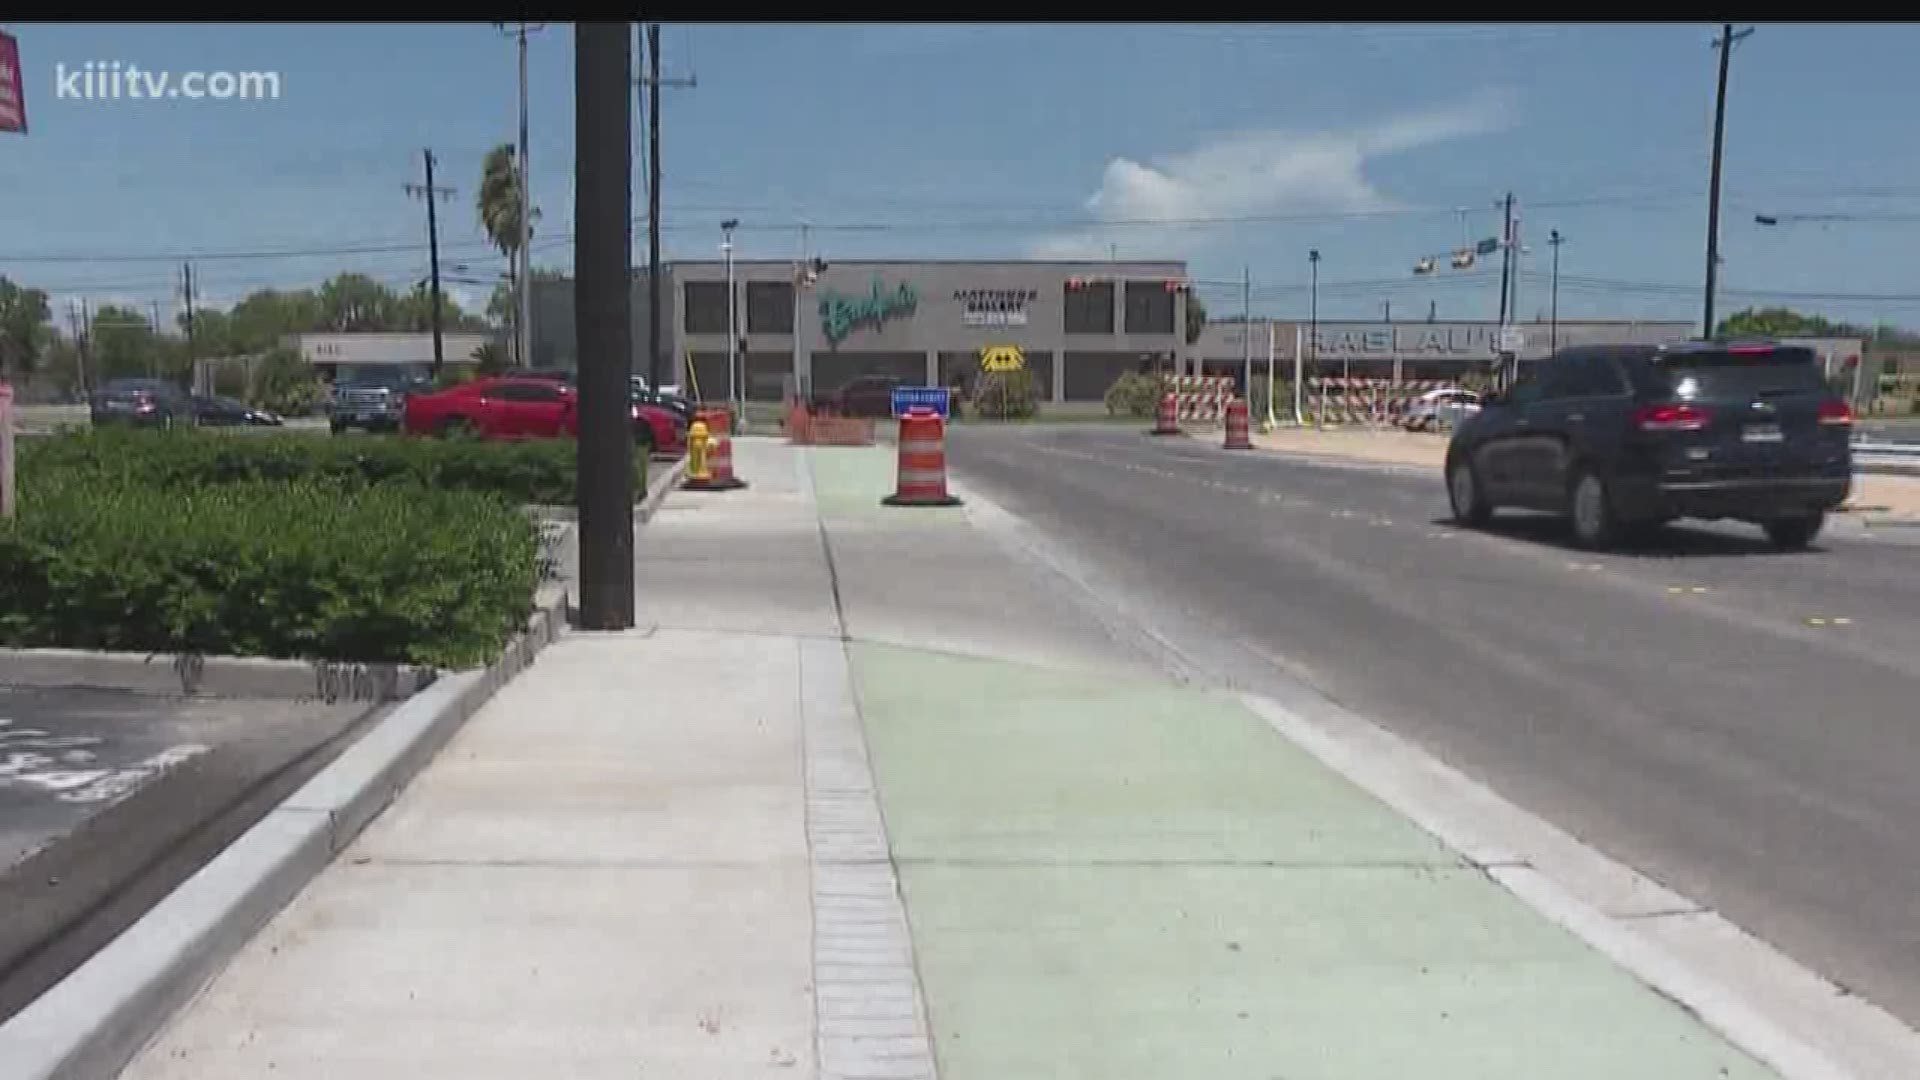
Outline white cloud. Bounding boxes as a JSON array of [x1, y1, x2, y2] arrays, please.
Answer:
[[1028, 89, 1515, 260]]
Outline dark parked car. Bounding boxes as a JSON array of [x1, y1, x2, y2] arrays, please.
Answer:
[[90, 378, 195, 429], [1444, 341, 1853, 550], [192, 394, 284, 427], [329, 370, 429, 433]]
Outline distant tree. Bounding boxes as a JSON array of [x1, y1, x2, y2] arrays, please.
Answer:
[[318, 273, 399, 331], [91, 304, 175, 382], [471, 339, 510, 376], [1715, 306, 1842, 340], [0, 276, 52, 381]]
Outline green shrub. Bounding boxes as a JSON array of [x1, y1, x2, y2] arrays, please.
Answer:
[[1103, 371, 1163, 418], [249, 347, 328, 417], [970, 367, 1040, 420], [0, 472, 539, 666], [19, 428, 646, 507]]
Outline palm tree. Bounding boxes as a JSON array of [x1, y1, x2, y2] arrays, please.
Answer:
[[478, 144, 541, 362]]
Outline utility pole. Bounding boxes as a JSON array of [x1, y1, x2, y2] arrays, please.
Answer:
[[406, 148, 456, 376], [574, 21, 635, 630], [722, 218, 739, 417], [1382, 300, 1391, 323], [1308, 248, 1321, 429], [639, 22, 695, 392], [1240, 265, 1252, 401], [646, 23, 663, 391], [182, 263, 197, 385], [1705, 24, 1754, 339], [1496, 192, 1514, 326], [1549, 229, 1565, 354], [497, 22, 543, 368]]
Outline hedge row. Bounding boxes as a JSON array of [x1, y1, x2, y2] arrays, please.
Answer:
[[0, 469, 540, 667], [18, 427, 646, 506]]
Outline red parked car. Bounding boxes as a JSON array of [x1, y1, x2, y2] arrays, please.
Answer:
[[401, 376, 686, 454]]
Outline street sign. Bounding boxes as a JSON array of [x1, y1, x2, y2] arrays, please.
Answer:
[[979, 345, 1025, 373], [0, 32, 25, 135], [1498, 326, 1526, 354], [891, 385, 951, 419]]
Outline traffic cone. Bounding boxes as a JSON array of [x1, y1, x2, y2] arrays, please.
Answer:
[[1149, 390, 1181, 436], [1223, 398, 1253, 450], [882, 406, 962, 507]]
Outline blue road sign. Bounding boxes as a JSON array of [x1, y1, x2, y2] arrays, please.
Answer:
[[891, 386, 951, 419]]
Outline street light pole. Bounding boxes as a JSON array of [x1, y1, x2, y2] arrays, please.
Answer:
[[722, 218, 738, 418], [1704, 24, 1755, 339], [1308, 248, 1321, 429], [1240, 265, 1252, 403], [497, 22, 543, 368], [1549, 229, 1564, 355]]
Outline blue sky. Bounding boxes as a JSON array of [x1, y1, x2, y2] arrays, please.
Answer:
[[3, 21, 1919, 332]]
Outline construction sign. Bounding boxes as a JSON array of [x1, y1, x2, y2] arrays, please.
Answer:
[[980, 345, 1025, 373]]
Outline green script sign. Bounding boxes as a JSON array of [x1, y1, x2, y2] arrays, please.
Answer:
[[818, 277, 918, 345]]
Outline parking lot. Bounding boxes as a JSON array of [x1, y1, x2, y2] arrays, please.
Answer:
[[0, 685, 380, 1021]]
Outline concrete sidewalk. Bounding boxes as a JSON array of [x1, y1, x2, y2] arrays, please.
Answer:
[[119, 437, 1780, 1079]]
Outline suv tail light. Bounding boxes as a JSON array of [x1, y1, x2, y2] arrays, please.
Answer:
[[1817, 399, 1854, 427], [1634, 403, 1712, 432]]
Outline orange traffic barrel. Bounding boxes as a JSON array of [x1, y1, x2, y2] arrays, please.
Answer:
[[882, 406, 962, 507], [1149, 390, 1181, 436], [1223, 397, 1253, 450]]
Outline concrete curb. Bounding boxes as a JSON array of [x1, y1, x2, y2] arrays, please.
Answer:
[[0, 585, 572, 1080], [523, 453, 688, 525], [0, 650, 436, 702]]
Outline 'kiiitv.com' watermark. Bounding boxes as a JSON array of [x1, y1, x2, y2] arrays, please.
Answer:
[[56, 61, 281, 102]]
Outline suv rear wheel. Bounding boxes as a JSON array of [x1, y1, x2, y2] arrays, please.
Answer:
[[1763, 513, 1824, 550], [1568, 467, 1620, 550]]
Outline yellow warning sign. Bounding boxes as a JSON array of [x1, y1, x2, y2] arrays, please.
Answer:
[[980, 345, 1026, 372]]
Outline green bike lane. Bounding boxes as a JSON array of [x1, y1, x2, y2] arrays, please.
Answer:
[[808, 444, 1776, 1080]]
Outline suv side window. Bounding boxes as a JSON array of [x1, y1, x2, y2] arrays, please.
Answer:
[[1560, 353, 1629, 398], [1532, 359, 1581, 402]]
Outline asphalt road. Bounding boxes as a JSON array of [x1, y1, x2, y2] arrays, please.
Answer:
[[0, 686, 380, 1021], [946, 423, 1920, 1027]]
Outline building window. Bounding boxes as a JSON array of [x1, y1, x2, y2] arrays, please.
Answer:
[[1124, 281, 1176, 335], [683, 281, 730, 335], [746, 281, 794, 334], [1063, 280, 1114, 335]]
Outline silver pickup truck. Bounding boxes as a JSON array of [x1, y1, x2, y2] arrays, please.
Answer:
[[327, 374, 428, 434]]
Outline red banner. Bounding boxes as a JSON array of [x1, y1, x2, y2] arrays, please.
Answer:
[[0, 31, 25, 134]]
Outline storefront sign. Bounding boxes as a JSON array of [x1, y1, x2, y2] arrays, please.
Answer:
[[1309, 324, 1515, 358], [0, 32, 26, 134], [955, 287, 1036, 328], [818, 277, 918, 345]]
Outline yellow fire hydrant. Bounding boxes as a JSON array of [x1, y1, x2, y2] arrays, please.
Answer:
[[685, 418, 712, 483]]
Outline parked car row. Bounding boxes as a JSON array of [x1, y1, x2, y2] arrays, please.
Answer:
[[398, 374, 688, 454], [89, 379, 284, 429]]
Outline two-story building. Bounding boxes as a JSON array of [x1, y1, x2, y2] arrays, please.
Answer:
[[531, 260, 1194, 404]]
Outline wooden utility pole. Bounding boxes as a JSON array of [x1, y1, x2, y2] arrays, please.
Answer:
[[575, 22, 636, 630], [640, 22, 695, 391], [1704, 24, 1755, 338], [406, 148, 456, 375]]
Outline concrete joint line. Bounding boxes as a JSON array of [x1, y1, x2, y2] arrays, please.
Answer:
[[0, 587, 574, 1080]]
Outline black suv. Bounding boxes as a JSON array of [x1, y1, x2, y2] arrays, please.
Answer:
[[1445, 341, 1853, 550]]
